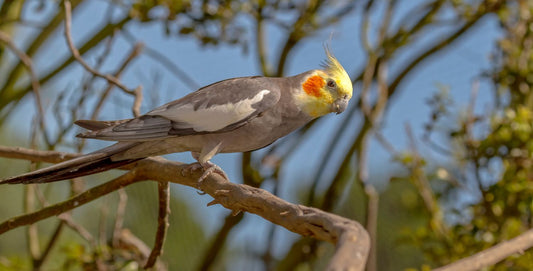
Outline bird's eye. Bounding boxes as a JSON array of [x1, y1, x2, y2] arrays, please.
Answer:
[[327, 80, 336, 88]]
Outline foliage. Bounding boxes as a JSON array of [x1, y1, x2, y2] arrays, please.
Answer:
[[400, 2, 533, 270]]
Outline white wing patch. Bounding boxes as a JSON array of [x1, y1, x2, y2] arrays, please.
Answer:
[[149, 89, 271, 132]]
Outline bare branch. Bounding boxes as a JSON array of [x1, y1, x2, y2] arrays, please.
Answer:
[[434, 228, 533, 271], [144, 181, 170, 269], [0, 169, 142, 234], [35, 222, 64, 268], [0, 30, 50, 145], [0, 147, 370, 270], [112, 188, 128, 247], [91, 43, 144, 120], [117, 228, 167, 270], [254, 2, 273, 76], [405, 124, 438, 215], [34, 185, 96, 247], [58, 213, 96, 246], [24, 185, 41, 261], [63, 0, 143, 117], [0, 145, 79, 163]]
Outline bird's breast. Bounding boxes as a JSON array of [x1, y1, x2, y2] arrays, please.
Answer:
[[216, 106, 312, 153]]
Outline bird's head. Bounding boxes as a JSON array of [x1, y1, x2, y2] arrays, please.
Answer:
[[295, 48, 353, 117]]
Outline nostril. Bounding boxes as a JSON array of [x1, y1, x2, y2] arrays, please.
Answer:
[[343, 94, 348, 99]]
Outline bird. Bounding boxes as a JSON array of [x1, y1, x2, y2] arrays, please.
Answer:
[[0, 48, 353, 185]]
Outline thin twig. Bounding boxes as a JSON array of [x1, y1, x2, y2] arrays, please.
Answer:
[[63, 1, 131, 95], [0, 30, 50, 146], [27, 123, 41, 267], [24, 185, 41, 261], [112, 188, 128, 247], [364, 184, 379, 271], [121, 29, 199, 90], [117, 228, 166, 269], [356, 130, 377, 271], [58, 213, 96, 246], [0, 170, 142, 234], [405, 124, 438, 213], [35, 222, 64, 268], [98, 197, 109, 249], [63, 0, 143, 117], [254, 2, 272, 76], [0, 145, 79, 162], [91, 43, 144, 120], [144, 181, 170, 269], [33, 185, 96, 246]]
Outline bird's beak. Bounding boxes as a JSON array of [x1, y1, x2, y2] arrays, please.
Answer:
[[332, 96, 350, 114]]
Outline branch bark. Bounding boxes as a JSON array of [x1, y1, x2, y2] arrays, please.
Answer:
[[144, 181, 170, 269], [0, 146, 370, 270]]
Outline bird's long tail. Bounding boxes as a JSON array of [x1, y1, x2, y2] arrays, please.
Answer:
[[0, 142, 142, 184]]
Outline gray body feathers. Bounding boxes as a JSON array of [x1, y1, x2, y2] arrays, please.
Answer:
[[1, 72, 315, 184]]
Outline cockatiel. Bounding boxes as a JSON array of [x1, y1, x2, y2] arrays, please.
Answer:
[[0, 48, 352, 184]]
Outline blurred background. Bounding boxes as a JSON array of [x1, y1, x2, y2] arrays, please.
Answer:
[[0, 0, 531, 270]]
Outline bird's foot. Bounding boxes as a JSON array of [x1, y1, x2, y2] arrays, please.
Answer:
[[182, 162, 228, 192], [198, 161, 228, 184]]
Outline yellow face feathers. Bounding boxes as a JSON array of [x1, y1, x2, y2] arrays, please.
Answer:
[[296, 48, 353, 117], [323, 48, 353, 99]]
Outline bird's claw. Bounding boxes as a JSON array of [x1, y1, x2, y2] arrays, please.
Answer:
[[183, 161, 228, 193], [198, 162, 228, 184]]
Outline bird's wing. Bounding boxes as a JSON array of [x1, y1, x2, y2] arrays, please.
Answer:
[[77, 77, 281, 141]]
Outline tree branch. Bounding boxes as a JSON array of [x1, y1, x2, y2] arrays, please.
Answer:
[[0, 30, 50, 146], [434, 228, 533, 271], [90, 42, 144, 120], [0, 146, 370, 270], [144, 181, 170, 269], [0, 170, 142, 235], [0, 145, 79, 163], [63, 0, 143, 117]]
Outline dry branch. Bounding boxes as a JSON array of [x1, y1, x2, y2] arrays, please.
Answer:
[[0, 169, 142, 235], [112, 188, 128, 247], [0, 146, 370, 270], [91, 43, 144, 120], [63, 0, 143, 117], [434, 228, 533, 271], [0, 30, 49, 145], [0, 145, 79, 163], [144, 181, 170, 269]]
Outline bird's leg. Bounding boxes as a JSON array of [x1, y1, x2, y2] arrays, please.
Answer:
[[186, 143, 228, 190], [181, 160, 228, 183], [181, 160, 228, 194]]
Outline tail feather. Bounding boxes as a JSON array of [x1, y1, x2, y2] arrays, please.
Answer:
[[75, 119, 132, 131], [0, 143, 141, 184]]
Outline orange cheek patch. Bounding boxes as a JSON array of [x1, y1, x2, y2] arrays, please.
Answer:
[[302, 75, 325, 97]]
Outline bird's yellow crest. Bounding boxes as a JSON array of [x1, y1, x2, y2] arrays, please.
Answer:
[[297, 48, 353, 117], [322, 47, 352, 99]]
